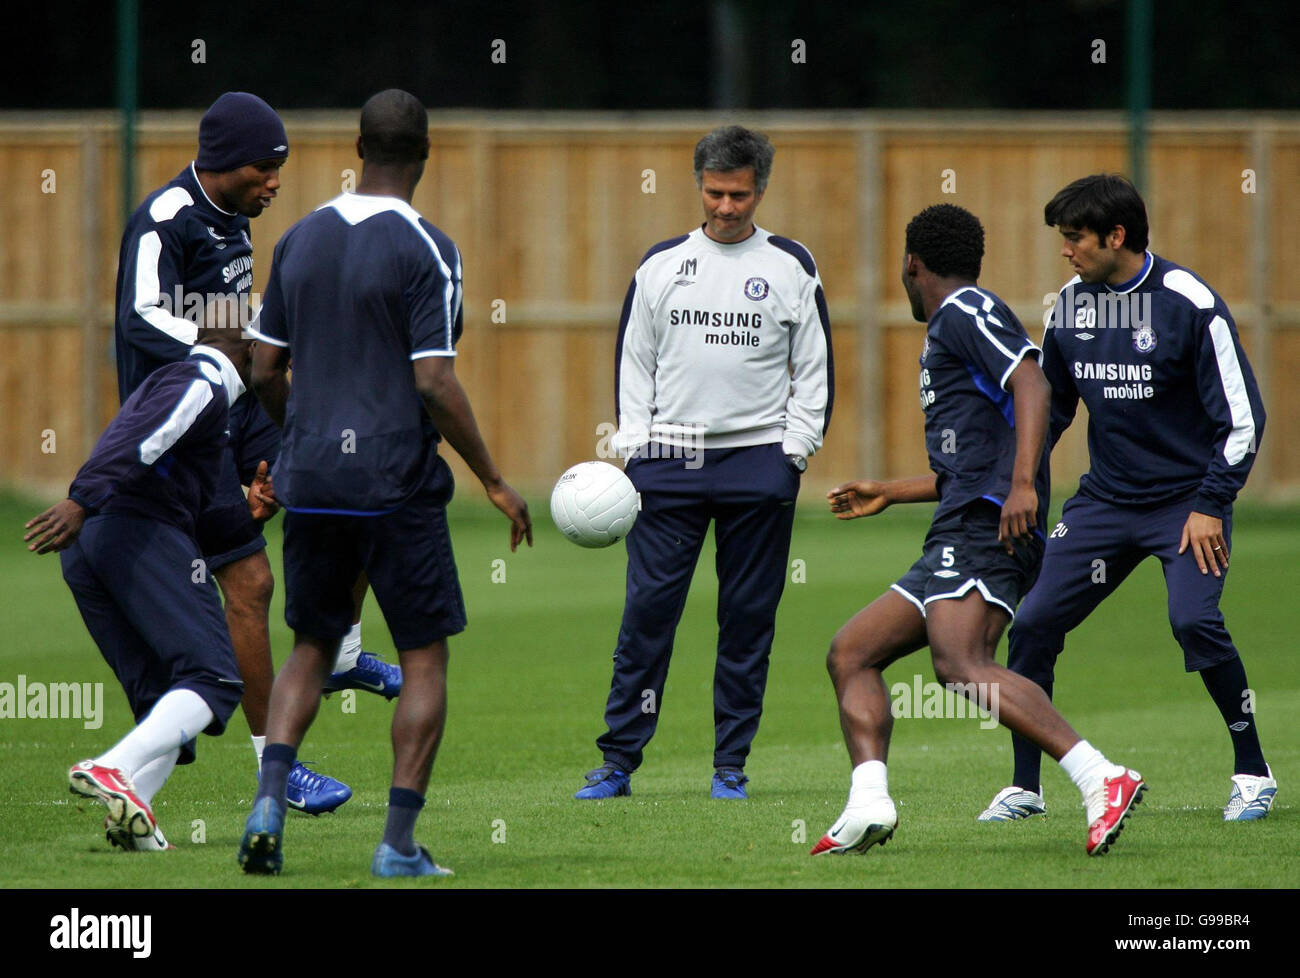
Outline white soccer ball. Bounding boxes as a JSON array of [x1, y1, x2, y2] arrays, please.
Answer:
[[550, 461, 640, 548]]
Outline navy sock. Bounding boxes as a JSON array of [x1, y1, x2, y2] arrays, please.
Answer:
[[1011, 681, 1050, 792], [382, 787, 425, 857], [1199, 658, 1268, 776], [256, 743, 296, 805]]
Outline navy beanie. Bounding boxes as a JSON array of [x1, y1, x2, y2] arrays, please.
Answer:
[[195, 92, 289, 172]]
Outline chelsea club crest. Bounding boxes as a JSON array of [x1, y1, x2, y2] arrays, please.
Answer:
[[1132, 324, 1157, 353], [743, 277, 769, 301]]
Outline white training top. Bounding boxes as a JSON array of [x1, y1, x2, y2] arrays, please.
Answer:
[[613, 225, 833, 458]]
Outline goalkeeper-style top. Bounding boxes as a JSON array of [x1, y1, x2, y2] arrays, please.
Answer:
[[613, 225, 834, 458], [1041, 252, 1265, 517]]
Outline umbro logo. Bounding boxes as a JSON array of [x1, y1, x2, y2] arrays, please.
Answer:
[[1074, 332, 1095, 341], [273, 145, 287, 152], [933, 569, 960, 579], [206, 226, 227, 249]]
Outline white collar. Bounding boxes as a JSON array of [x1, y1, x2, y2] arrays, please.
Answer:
[[189, 345, 247, 406], [190, 162, 238, 217], [320, 192, 422, 225]]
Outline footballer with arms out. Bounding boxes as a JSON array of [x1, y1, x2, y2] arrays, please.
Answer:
[[813, 204, 1144, 857]]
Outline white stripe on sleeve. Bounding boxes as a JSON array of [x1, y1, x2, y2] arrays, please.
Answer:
[[1207, 315, 1256, 465], [139, 379, 214, 465], [135, 231, 199, 345]]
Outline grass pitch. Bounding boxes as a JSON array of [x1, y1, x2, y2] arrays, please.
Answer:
[[1, 489, 1295, 888]]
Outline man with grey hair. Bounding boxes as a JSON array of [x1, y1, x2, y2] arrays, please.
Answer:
[[574, 124, 834, 800]]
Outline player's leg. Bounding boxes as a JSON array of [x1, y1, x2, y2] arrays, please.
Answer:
[[810, 588, 927, 855], [240, 509, 359, 874], [65, 516, 244, 847], [212, 548, 274, 736], [580, 451, 710, 796], [827, 590, 928, 766], [927, 591, 1144, 854], [709, 444, 800, 796], [995, 495, 1143, 814], [358, 459, 463, 875], [924, 502, 1145, 854], [1150, 502, 1275, 819]]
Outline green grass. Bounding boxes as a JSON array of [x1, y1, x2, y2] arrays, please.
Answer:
[[1, 489, 1296, 888]]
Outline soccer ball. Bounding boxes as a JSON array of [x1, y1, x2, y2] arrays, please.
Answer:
[[550, 461, 640, 548]]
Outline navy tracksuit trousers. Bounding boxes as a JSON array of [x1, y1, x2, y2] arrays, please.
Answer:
[[1009, 491, 1240, 682], [596, 443, 800, 772]]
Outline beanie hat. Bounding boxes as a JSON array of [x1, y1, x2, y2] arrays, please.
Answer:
[[195, 92, 289, 172]]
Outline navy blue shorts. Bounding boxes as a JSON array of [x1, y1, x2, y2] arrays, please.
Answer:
[[893, 500, 1043, 619], [282, 454, 466, 650], [60, 515, 245, 763], [195, 394, 281, 570]]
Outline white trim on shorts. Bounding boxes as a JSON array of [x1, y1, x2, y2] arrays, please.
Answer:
[[889, 583, 928, 619], [922, 577, 1017, 621]]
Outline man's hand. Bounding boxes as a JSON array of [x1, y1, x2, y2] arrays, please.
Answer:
[[247, 460, 280, 522], [1179, 510, 1228, 577], [24, 499, 87, 554], [486, 480, 533, 552], [998, 482, 1038, 555], [827, 480, 891, 520]]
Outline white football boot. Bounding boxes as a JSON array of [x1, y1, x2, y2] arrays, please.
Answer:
[[977, 785, 1046, 822]]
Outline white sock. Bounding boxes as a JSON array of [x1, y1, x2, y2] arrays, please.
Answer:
[[251, 734, 266, 772], [1059, 740, 1125, 793], [96, 689, 214, 779], [132, 748, 180, 805], [332, 623, 363, 673], [847, 760, 890, 808]]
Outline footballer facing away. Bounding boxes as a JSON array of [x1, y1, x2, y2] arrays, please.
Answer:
[[239, 90, 531, 877], [813, 204, 1144, 857], [978, 174, 1274, 824]]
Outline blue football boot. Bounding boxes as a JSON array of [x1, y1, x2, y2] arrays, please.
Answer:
[[284, 761, 352, 815], [323, 652, 402, 700], [371, 842, 454, 878], [238, 796, 286, 875]]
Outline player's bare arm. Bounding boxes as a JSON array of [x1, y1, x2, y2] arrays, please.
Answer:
[[250, 340, 292, 428], [1179, 510, 1228, 577], [827, 474, 939, 519], [412, 356, 533, 551], [1000, 357, 1051, 553], [24, 498, 87, 554]]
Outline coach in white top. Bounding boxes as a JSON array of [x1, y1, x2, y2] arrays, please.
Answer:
[[575, 126, 834, 801]]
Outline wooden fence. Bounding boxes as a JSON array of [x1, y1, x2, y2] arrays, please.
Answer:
[[2, 111, 1297, 500]]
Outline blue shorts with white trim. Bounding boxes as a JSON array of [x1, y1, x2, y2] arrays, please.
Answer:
[[892, 500, 1043, 620]]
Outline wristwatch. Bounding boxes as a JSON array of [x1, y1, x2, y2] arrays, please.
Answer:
[[786, 453, 807, 473]]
